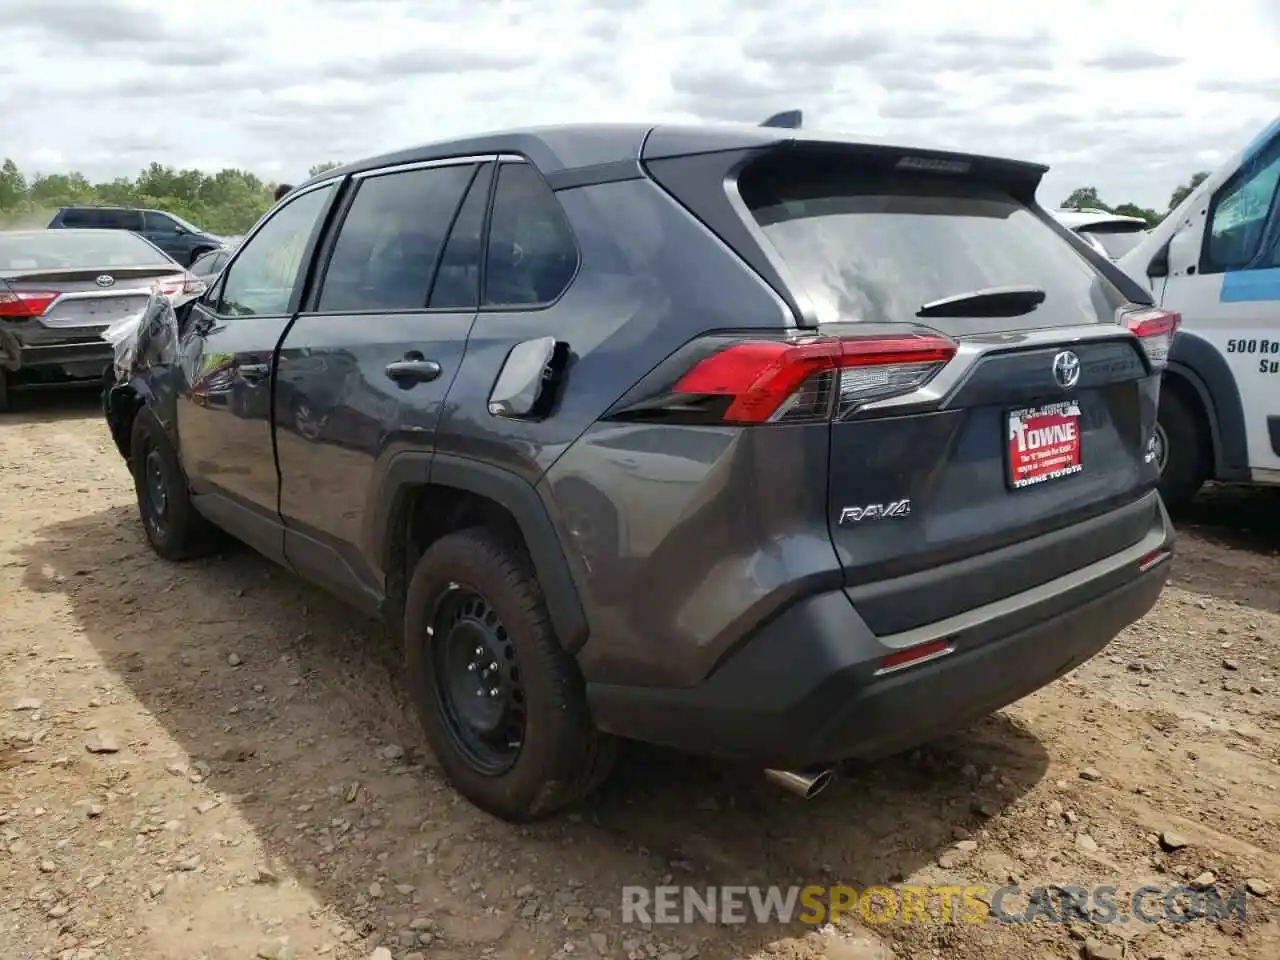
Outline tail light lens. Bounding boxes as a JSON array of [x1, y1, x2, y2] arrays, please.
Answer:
[[615, 331, 957, 425], [0, 289, 58, 318], [183, 272, 207, 296], [1124, 307, 1180, 369], [156, 274, 189, 298]]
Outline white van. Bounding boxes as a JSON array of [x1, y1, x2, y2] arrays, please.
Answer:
[[1117, 114, 1280, 508]]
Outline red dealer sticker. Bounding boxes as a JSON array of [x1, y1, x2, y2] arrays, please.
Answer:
[[1006, 400, 1083, 489]]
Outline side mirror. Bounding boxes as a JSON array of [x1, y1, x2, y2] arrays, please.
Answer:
[[488, 336, 569, 420]]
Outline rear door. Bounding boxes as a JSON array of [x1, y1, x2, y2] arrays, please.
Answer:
[[728, 148, 1164, 634], [274, 159, 489, 608], [176, 180, 339, 561]]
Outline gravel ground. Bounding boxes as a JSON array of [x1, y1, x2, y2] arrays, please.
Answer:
[[1, 389, 1278, 960]]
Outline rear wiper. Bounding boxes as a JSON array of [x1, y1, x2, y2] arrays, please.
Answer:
[[916, 285, 1046, 318]]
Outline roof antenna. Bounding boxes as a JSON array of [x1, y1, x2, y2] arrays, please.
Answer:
[[761, 110, 802, 129]]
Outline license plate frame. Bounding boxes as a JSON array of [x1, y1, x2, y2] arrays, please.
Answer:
[[1005, 400, 1083, 490]]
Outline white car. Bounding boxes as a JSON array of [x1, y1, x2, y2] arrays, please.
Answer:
[[1053, 209, 1150, 261]]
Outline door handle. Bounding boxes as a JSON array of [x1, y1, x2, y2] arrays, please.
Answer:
[[239, 363, 269, 382], [385, 358, 442, 386]]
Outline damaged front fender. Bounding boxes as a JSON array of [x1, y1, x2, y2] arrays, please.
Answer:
[[100, 288, 185, 462]]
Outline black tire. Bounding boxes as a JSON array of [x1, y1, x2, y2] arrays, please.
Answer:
[[404, 527, 617, 822], [129, 407, 214, 560], [1156, 385, 1210, 511], [0, 368, 10, 413]]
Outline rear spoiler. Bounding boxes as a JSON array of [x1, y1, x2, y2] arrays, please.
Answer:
[[761, 110, 802, 129]]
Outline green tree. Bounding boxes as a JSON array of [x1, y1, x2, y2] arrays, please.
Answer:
[[1110, 202, 1162, 227], [1061, 186, 1108, 211], [1169, 171, 1210, 212], [0, 157, 280, 235], [0, 159, 27, 211], [309, 161, 342, 177]]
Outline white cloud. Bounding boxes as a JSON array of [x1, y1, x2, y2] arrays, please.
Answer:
[[26, 148, 64, 168], [0, 0, 1277, 211]]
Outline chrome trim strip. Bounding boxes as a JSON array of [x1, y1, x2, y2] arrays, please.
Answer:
[[856, 323, 1144, 414], [352, 153, 517, 179], [48, 287, 164, 304]]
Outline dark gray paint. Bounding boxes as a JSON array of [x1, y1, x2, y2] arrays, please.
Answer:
[[103, 122, 1174, 769]]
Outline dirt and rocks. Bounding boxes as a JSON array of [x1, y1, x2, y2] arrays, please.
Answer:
[[1, 391, 1279, 960]]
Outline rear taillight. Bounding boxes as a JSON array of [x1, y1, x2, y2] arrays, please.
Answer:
[[643, 331, 957, 425], [1124, 307, 1180, 370], [0, 289, 58, 318], [157, 274, 188, 298], [183, 273, 207, 296]]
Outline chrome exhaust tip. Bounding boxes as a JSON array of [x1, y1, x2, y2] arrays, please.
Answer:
[[764, 767, 836, 799]]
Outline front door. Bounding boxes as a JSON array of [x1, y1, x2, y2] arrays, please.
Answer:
[[1161, 128, 1280, 475], [274, 160, 492, 607], [176, 181, 339, 561]]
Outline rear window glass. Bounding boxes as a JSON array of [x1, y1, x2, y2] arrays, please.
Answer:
[[738, 156, 1126, 334], [0, 231, 170, 271]]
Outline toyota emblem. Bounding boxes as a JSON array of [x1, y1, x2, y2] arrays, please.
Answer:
[[1052, 350, 1081, 389], [95, 275, 115, 288]]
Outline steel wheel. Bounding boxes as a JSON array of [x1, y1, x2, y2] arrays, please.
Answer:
[[141, 442, 170, 535], [1151, 421, 1169, 475], [430, 584, 526, 776]]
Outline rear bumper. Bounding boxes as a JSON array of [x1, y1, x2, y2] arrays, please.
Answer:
[[1, 337, 114, 375], [586, 498, 1173, 769]]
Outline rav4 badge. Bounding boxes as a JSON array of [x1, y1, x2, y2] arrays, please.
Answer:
[[838, 500, 912, 524]]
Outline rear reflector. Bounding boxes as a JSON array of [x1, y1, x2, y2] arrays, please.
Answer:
[[1137, 548, 1173, 572], [0, 289, 58, 318], [670, 332, 957, 424], [877, 639, 954, 674], [1123, 307, 1180, 369]]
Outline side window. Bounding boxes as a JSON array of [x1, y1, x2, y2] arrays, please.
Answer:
[[483, 163, 578, 308], [1204, 137, 1280, 273], [219, 184, 335, 317], [316, 164, 474, 313], [62, 209, 94, 227], [428, 163, 494, 310], [145, 211, 179, 233], [100, 209, 144, 231]]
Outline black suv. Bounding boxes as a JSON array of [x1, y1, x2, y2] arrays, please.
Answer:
[[103, 123, 1177, 821], [49, 206, 224, 266]]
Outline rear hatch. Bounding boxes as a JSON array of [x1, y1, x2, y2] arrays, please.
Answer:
[[646, 138, 1174, 636]]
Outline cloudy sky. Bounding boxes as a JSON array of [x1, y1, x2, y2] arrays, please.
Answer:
[[3, 0, 1278, 211]]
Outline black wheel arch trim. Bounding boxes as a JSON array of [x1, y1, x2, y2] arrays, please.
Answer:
[[1166, 330, 1249, 476], [105, 377, 161, 462], [371, 452, 589, 654]]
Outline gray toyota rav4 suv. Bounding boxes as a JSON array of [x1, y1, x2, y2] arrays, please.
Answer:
[[104, 122, 1177, 822]]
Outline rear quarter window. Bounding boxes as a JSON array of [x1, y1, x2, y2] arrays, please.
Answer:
[[738, 156, 1127, 335]]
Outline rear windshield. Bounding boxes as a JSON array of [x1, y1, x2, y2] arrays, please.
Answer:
[[738, 157, 1127, 334], [1080, 225, 1148, 259], [0, 230, 170, 271]]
